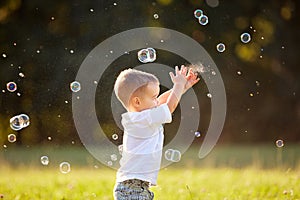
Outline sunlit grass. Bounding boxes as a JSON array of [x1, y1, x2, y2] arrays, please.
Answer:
[[1, 145, 299, 199], [0, 166, 299, 200]]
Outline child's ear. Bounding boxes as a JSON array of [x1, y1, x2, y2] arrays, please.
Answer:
[[132, 96, 141, 107]]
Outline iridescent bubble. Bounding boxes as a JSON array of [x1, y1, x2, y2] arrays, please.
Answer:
[[10, 115, 22, 131], [216, 43, 226, 53], [137, 48, 156, 63], [40, 156, 49, 166], [195, 131, 201, 138], [275, 140, 284, 148], [137, 49, 149, 63], [194, 9, 203, 18], [18, 114, 30, 128], [240, 32, 251, 43], [112, 134, 118, 140], [110, 154, 118, 161], [6, 82, 17, 92], [198, 14, 208, 26], [8, 134, 16, 143], [147, 48, 156, 62], [164, 149, 181, 162], [59, 162, 71, 174], [70, 81, 81, 92]]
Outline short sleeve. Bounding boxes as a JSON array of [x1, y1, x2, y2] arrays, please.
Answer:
[[147, 103, 172, 125]]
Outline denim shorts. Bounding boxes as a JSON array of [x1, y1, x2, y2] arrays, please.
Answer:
[[113, 179, 154, 200]]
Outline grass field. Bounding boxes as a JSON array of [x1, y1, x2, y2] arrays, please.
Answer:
[[0, 145, 299, 199]]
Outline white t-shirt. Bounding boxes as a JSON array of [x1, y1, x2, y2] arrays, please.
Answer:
[[116, 103, 172, 185]]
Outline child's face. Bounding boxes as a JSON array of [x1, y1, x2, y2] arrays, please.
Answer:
[[138, 82, 160, 111]]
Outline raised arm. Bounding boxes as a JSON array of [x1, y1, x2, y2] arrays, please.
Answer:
[[166, 66, 187, 113], [158, 65, 200, 108]]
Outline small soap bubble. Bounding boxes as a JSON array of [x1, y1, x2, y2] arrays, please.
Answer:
[[17, 92, 21, 96], [90, 8, 94, 12], [194, 9, 203, 18], [107, 161, 113, 166], [118, 145, 123, 155], [70, 49, 74, 54], [110, 154, 118, 161], [59, 162, 71, 174], [198, 14, 208, 25], [147, 48, 156, 61], [255, 80, 260, 86], [160, 39, 164, 43], [110, 50, 113, 54], [276, 140, 284, 148], [19, 72, 25, 78], [113, 2, 117, 6], [2, 53, 7, 58], [65, 100, 68, 104], [6, 82, 17, 92], [153, 13, 159, 19], [240, 32, 251, 43], [211, 71, 216, 75], [237, 71, 242, 75], [249, 93, 254, 97], [207, 93, 212, 98], [195, 131, 201, 138], [40, 156, 49, 165], [216, 43, 225, 52], [164, 149, 181, 162], [51, 16, 55, 20], [70, 81, 81, 92], [112, 134, 118, 140], [47, 136, 52, 141], [8, 134, 17, 143], [36, 50, 40, 54]]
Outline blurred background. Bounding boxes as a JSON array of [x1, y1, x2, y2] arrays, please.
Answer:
[[0, 0, 299, 168]]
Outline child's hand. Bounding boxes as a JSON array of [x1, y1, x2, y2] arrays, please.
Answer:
[[184, 66, 200, 92], [169, 65, 188, 87]]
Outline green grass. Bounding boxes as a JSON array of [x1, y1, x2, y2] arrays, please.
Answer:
[[0, 145, 300, 199], [0, 167, 299, 200]]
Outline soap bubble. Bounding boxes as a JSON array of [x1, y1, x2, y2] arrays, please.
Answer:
[[216, 43, 226, 52], [153, 14, 159, 19], [207, 93, 212, 98], [240, 33, 251, 43], [8, 134, 17, 143], [164, 149, 181, 162], [10, 114, 30, 131], [112, 134, 118, 140], [137, 47, 156, 63], [198, 14, 208, 25], [194, 9, 203, 18], [118, 145, 123, 155], [59, 162, 71, 174], [6, 82, 17, 92], [195, 131, 201, 138], [110, 154, 118, 161], [275, 140, 284, 148], [107, 161, 113, 166], [70, 81, 81, 92], [40, 156, 49, 166]]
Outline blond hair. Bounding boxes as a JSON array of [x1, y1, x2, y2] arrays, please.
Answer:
[[114, 68, 159, 108]]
